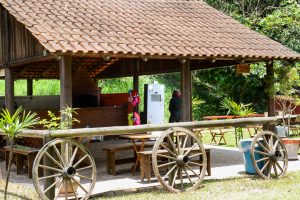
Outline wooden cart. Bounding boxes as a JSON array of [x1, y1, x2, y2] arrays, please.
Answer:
[[16, 116, 290, 199]]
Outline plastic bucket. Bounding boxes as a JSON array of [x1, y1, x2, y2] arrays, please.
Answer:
[[240, 139, 263, 174]]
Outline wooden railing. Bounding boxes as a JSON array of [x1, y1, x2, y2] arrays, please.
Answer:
[[12, 116, 295, 139]]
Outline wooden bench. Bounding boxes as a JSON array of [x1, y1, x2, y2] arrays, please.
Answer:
[[103, 141, 155, 175], [138, 147, 211, 183], [4, 145, 40, 178]]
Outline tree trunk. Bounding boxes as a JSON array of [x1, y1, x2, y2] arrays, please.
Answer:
[[4, 140, 14, 200]]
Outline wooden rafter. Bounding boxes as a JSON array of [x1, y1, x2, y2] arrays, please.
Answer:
[[89, 58, 119, 78]]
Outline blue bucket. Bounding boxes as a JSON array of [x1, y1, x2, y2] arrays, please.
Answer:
[[240, 139, 264, 174]]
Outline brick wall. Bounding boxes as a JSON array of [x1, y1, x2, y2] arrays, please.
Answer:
[[35, 106, 128, 128], [74, 106, 128, 128]]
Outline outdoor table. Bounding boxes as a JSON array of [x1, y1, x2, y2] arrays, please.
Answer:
[[120, 133, 159, 175]]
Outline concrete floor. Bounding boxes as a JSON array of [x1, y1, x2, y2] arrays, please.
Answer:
[[1, 139, 300, 196]]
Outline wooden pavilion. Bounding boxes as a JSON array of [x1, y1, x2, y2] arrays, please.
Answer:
[[0, 0, 299, 126]]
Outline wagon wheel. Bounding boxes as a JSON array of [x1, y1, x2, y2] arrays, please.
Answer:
[[33, 138, 96, 200], [250, 131, 288, 179], [152, 127, 207, 193]]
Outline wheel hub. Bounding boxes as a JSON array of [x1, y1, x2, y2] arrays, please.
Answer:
[[268, 149, 281, 161], [176, 155, 189, 166], [64, 166, 76, 177]]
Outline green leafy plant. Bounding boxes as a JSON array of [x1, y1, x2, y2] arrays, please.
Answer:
[[220, 97, 256, 117], [39, 111, 61, 130], [0, 107, 39, 200], [39, 106, 80, 130]]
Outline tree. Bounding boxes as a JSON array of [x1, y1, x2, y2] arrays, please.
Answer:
[[0, 108, 39, 200]]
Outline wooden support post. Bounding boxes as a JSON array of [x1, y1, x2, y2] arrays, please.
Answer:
[[133, 59, 140, 113], [27, 79, 33, 96], [5, 67, 14, 114], [59, 55, 72, 110], [2, 6, 14, 114], [264, 60, 276, 132], [180, 59, 192, 122]]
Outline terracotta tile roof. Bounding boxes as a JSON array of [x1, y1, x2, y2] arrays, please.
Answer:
[[1, 0, 300, 60]]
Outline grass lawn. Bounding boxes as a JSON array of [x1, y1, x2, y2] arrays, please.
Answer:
[[2, 171, 300, 200], [99, 171, 300, 200], [0, 181, 39, 200]]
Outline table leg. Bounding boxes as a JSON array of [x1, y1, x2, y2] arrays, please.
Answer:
[[132, 139, 146, 176]]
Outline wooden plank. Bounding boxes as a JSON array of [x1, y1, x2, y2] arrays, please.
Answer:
[[14, 115, 295, 138]]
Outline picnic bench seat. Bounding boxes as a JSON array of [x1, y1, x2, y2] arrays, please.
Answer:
[[103, 141, 156, 175], [4, 145, 40, 178], [138, 147, 211, 183]]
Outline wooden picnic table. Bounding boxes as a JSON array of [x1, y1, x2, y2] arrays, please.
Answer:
[[119, 133, 159, 175]]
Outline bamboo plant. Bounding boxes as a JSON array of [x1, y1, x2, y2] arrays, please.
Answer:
[[0, 107, 39, 200]]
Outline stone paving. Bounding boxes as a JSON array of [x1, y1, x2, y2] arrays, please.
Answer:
[[1, 139, 300, 196]]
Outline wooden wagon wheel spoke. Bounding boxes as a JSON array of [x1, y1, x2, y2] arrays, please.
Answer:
[[33, 138, 96, 200], [251, 131, 288, 179], [255, 157, 269, 163], [269, 135, 274, 149], [176, 132, 181, 153], [163, 165, 177, 180], [54, 180, 64, 200], [171, 167, 179, 188], [188, 152, 203, 158], [43, 177, 63, 194], [45, 152, 64, 169], [188, 161, 204, 167], [260, 160, 270, 173], [64, 179, 69, 200], [267, 163, 272, 178], [157, 153, 177, 160], [273, 163, 278, 177], [273, 139, 279, 150], [184, 144, 198, 157], [69, 146, 78, 166], [167, 135, 178, 155], [39, 165, 63, 173], [182, 134, 189, 150], [182, 166, 193, 184], [152, 127, 207, 193], [275, 160, 284, 173], [53, 144, 66, 167], [76, 165, 93, 171], [185, 164, 201, 179], [262, 135, 270, 150], [160, 143, 177, 157], [253, 150, 269, 156], [158, 161, 176, 168], [71, 177, 89, 194], [75, 174, 94, 181], [38, 173, 61, 181], [73, 155, 88, 168], [256, 141, 269, 153], [68, 179, 78, 200], [179, 169, 183, 190]]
